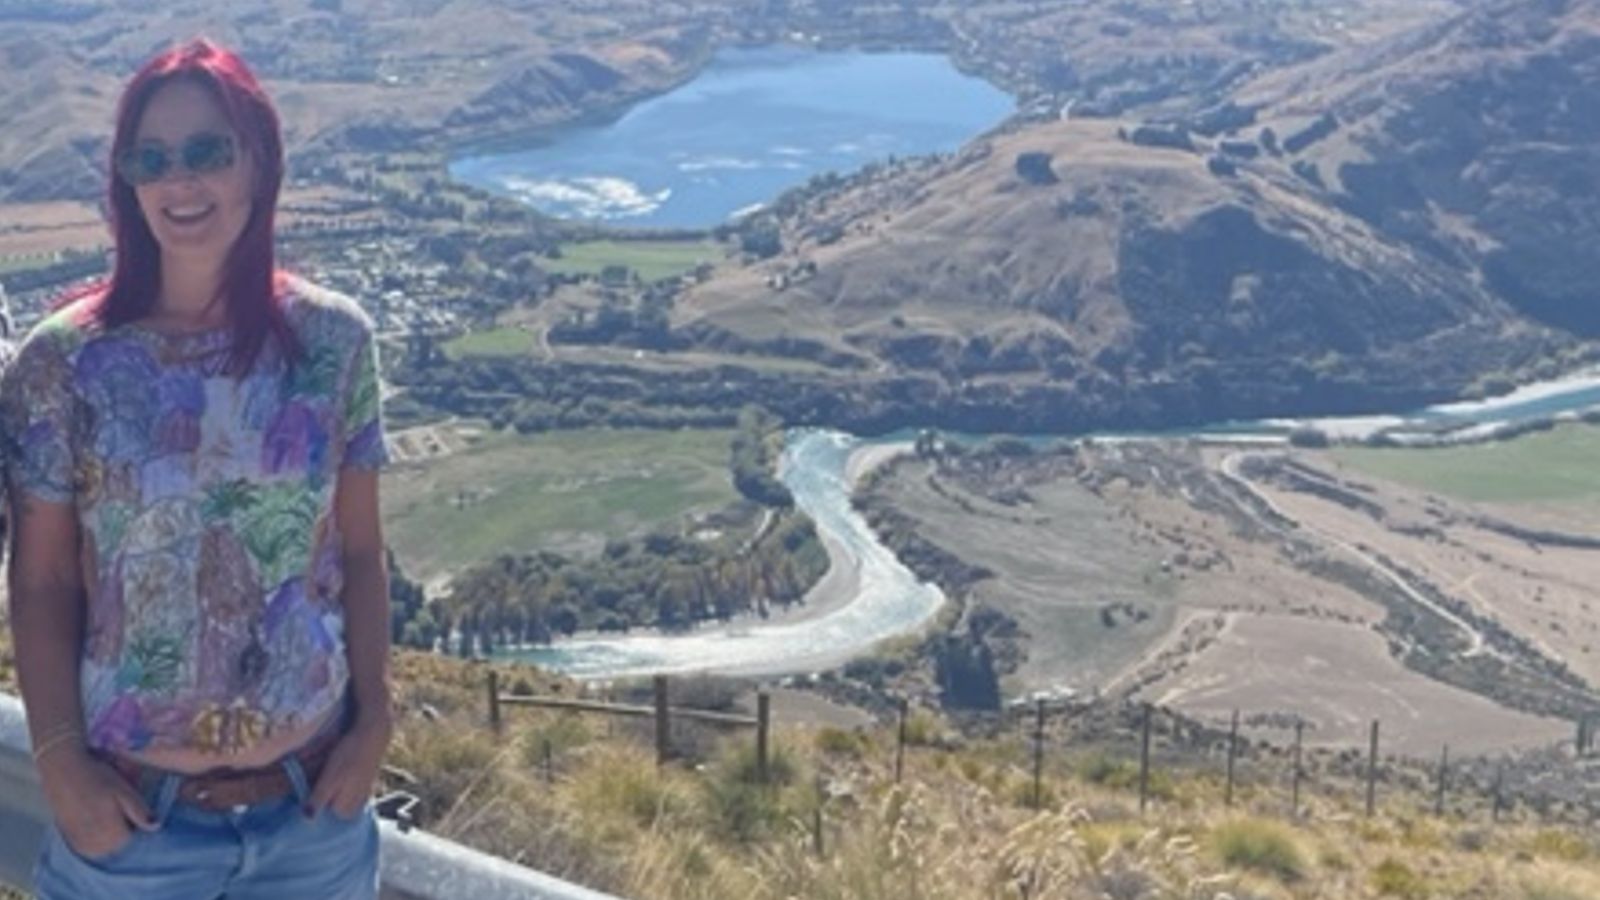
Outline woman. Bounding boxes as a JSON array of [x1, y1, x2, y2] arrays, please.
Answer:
[[3, 38, 392, 899]]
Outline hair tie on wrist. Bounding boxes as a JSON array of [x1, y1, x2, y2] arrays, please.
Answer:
[[30, 728, 85, 764]]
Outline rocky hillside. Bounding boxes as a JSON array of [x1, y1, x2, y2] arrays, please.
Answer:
[[1242, 0, 1600, 335]]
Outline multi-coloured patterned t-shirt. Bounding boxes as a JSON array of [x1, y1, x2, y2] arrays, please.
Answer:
[[0, 278, 388, 756]]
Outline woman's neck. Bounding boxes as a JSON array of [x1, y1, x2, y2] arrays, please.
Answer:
[[155, 254, 228, 328]]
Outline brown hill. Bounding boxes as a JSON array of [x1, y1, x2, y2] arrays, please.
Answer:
[[1239, 0, 1600, 334], [680, 116, 1563, 429], [675, 0, 1597, 428]]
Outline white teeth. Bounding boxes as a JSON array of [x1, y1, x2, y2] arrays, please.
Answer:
[[165, 205, 213, 219]]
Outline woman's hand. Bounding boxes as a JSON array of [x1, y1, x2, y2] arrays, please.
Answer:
[[38, 747, 157, 858], [305, 709, 393, 818]]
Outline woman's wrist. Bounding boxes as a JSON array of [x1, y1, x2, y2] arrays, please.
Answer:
[[351, 693, 394, 734]]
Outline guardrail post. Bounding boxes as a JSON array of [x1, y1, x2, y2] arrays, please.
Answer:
[[654, 675, 671, 766], [756, 691, 771, 784]]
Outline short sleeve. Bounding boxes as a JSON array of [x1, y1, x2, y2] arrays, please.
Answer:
[[0, 329, 78, 504], [340, 329, 389, 471]]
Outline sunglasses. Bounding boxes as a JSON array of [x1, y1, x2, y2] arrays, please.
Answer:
[[115, 132, 237, 186]]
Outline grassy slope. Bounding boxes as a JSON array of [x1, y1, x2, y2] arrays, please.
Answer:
[[1330, 424, 1600, 504], [387, 651, 1600, 900], [383, 427, 739, 581]]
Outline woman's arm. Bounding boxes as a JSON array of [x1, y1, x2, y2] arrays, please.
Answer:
[[10, 495, 87, 750], [306, 467, 392, 817], [335, 468, 391, 726], [10, 493, 156, 850]]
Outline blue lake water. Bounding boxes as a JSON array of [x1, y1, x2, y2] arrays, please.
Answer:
[[448, 46, 1016, 228]]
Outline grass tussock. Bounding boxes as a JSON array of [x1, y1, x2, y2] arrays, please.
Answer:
[[1209, 818, 1306, 882], [1370, 856, 1431, 898]]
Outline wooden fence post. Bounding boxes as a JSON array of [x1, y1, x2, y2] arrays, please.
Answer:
[[1435, 744, 1449, 817], [813, 774, 826, 857], [1139, 703, 1153, 815], [1032, 698, 1046, 810], [1291, 719, 1304, 819], [1492, 762, 1505, 824], [654, 675, 671, 766], [895, 697, 909, 783], [756, 691, 771, 785], [487, 669, 501, 733], [1225, 708, 1239, 808], [1365, 719, 1380, 818]]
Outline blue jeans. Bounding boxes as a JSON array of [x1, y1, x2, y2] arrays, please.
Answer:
[[33, 755, 379, 900]]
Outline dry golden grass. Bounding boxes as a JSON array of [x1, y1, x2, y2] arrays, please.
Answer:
[[3, 646, 1592, 900], [381, 650, 1600, 900]]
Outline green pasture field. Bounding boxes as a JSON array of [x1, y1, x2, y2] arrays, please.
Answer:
[[1329, 423, 1600, 503], [0, 254, 56, 275], [443, 327, 533, 359], [384, 427, 740, 581], [544, 239, 720, 282]]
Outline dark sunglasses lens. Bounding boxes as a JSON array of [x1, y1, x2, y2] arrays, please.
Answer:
[[118, 145, 170, 185], [184, 134, 234, 173]]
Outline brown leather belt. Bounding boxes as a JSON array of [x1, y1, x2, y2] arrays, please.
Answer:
[[104, 728, 341, 812]]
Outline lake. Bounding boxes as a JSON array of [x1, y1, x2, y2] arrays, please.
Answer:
[[448, 46, 1016, 228]]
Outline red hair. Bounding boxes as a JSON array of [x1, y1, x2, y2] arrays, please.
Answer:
[[87, 38, 300, 374]]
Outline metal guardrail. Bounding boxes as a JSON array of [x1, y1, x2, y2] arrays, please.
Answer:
[[0, 692, 619, 900]]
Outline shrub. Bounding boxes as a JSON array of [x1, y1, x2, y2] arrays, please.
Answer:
[[698, 741, 805, 844], [1527, 829, 1594, 863], [519, 712, 593, 768], [901, 709, 942, 747], [569, 746, 695, 832], [1210, 819, 1306, 882], [1371, 857, 1429, 898], [815, 726, 870, 758]]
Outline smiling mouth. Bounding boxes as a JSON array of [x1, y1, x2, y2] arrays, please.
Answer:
[[163, 204, 216, 225]]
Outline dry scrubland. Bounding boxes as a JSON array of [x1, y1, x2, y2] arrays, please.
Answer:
[[858, 434, 1598, 755], [378, 651, 1600, 900]]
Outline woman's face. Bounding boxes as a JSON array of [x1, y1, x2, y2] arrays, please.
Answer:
[[131, 79, 256, 268]]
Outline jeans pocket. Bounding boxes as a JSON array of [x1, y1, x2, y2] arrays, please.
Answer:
[[54, 824, 143, 868], [323, 799, 372, 826]]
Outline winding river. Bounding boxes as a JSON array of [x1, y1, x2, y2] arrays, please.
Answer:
[[509, 429, 942, 678], [507, 369, 1600, 679]]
